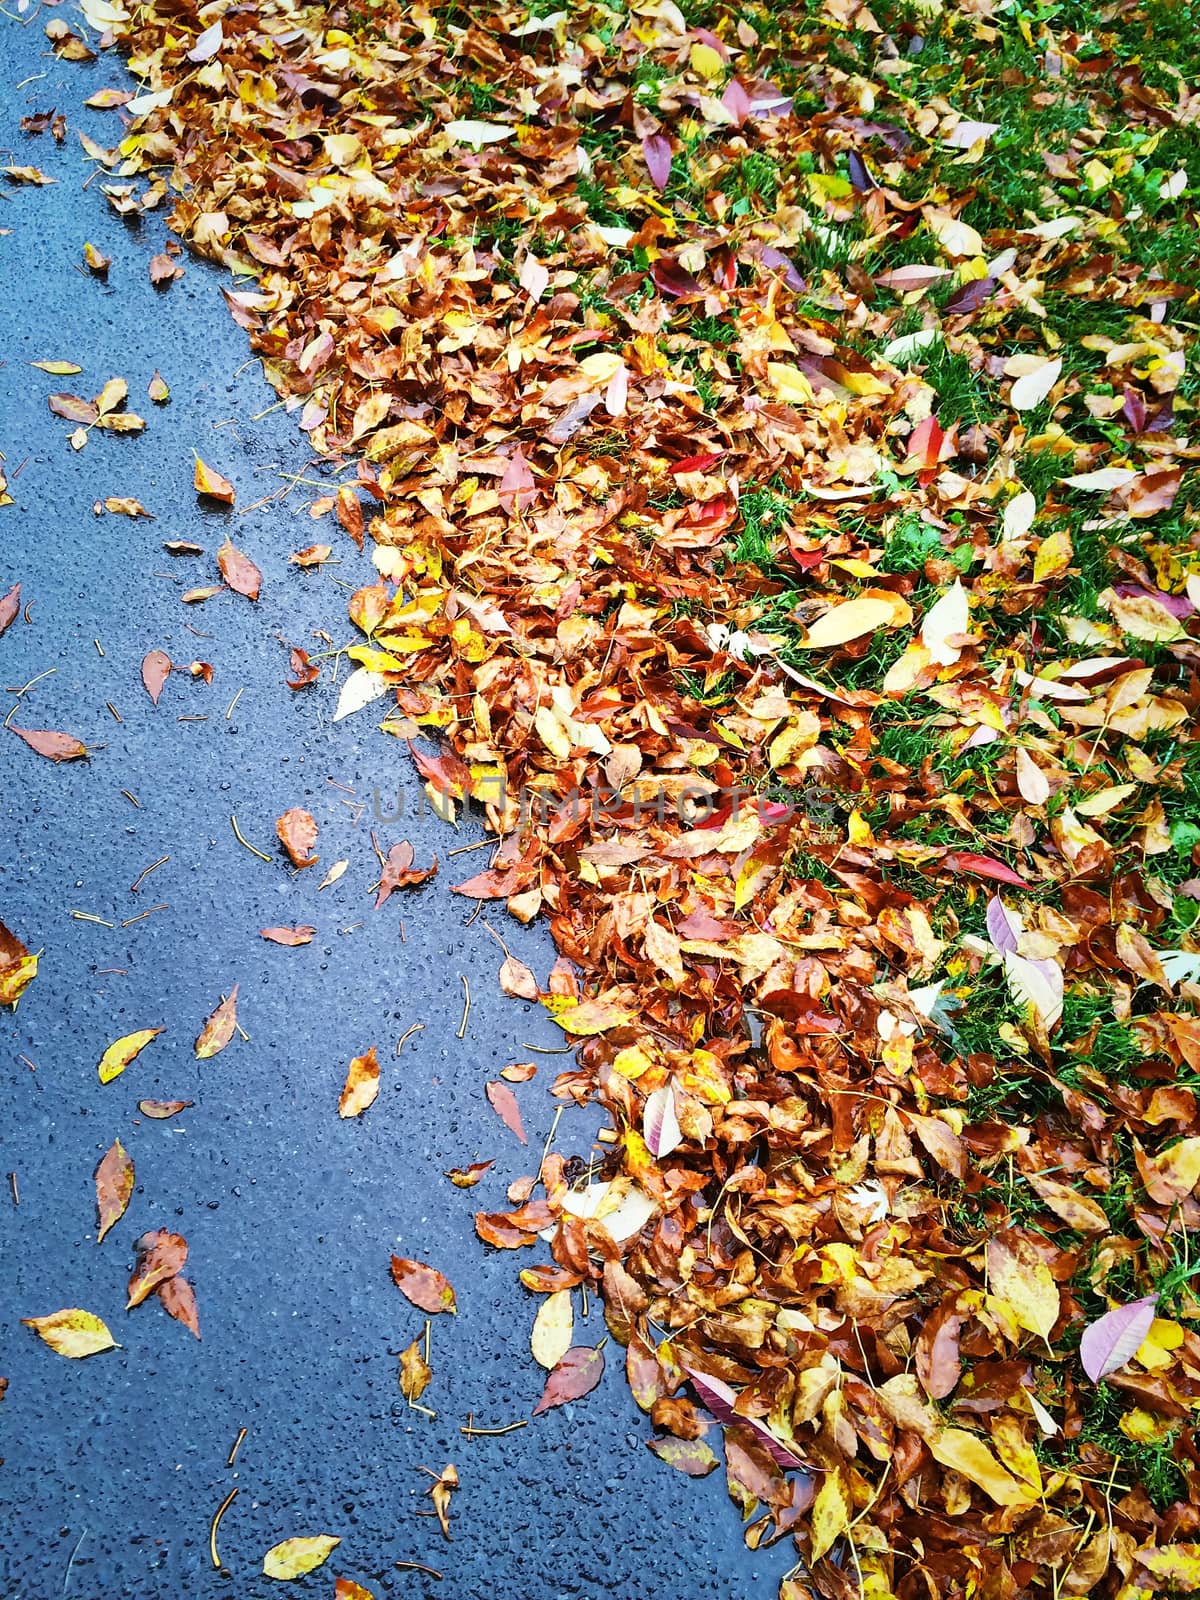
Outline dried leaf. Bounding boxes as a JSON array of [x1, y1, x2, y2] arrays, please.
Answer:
[[260, 925, 316, 946], [158, 1275, 201, 1339], [127, 1228, 187, 1308], [141, 649, 172, 705], [137, 1099, 192, 1119], [1080, 1297, 1159, 1383], [9, 726, 88, 762], [531, 1290, 574, 1369]]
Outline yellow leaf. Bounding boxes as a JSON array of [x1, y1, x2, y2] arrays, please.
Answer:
[[531, 1290, 574, 1370], [986, 1234, 1059, 1342], [801, 596, 895, 649], [766, 362, 815, 406], [262, 1535, 341, 1581], [990, 1414, 1042, 1492], [22, 1307, 117, 1359], [1135, 1546, 1200, 1587], [689, 41, 724, 77], [1033, 527, 1073, 582], [0, 951, 39, 1007], [809, 1468, 850, 1562], [930, 1427, 1033, 1504], [338, 1046, 380, 1119], [31, 359, 83, 375], [98, 1027, 164, 1084]]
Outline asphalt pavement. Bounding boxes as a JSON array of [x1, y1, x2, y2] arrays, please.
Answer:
[[0, 16, 789, 1600]]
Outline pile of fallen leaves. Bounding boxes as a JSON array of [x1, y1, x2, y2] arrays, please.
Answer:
[[25, 0, 1200, 1590]]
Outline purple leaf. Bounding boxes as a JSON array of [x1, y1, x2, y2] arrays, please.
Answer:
[[1080, 1296, 1158, 1383], [642, 132, 672, 193], [684, 1366, 808, 1469], [721, 78, 751, 127], [986, 896, 1020, 956], [847, 151, 872, 191], [651, 257, 703, 299], [943, 276, 995, 315], [758, 246, 805, 292]]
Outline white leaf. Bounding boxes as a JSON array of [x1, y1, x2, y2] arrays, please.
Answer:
[[1023, 216, 1080, 240], [883, 329, 941, 364], [544, 1182, 657, 1244], [333, 668, 390, 722], [921, 579, 968, 666], [1027, 1391, 1059, 1437], [643, 1084, 682, 1158], [530, 1291, 574, 1369], [187, 19, 223, 60], [125, 87, 174, 115], [1009, 357, 1062, 412], [1003, 950, 1064, 1028], [444, 119, 513, 146], [944, 118, 999, 148], [926, 208, 984, 258], [1015, 747, 1050, 806], [519, 254, 549, 303], [1002, 489, 1037, 541], [1061, 466, 1139, 491], [1161, 950, 1200, 987]]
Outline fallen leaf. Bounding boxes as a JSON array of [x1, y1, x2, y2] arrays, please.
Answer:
[[95, 1138, 134, 1243], [137, 1099, 192, 1119], [22, 1308, 117, 1359], [157, 1274, 201, 1339], [260, 925, 316, 946], [1010, 356, 1062, 411], [9, 726, 88, 762], [531, 1290, 574, 1369], [375, 841, 437, 906], [339, 1046, 380, 1119], [263, 1536, 341, 1581], [533, 1346, 605, 1415], [217, 538, 262, 601], [1080, 1296, 1159, 1383], [0, 583, 20, 636], [276, 808, 318, 869], [194, 456, 235, 504], [127, 1228, 187, 1308], [390, 1256, 457, 1314], [485, 1080, 527, 1143], [445, 1160, 494, 1187], [141, 649, 172, 705], [195, 988, 239, 1058], [98, 1027, 163, 1084], [801, 596, 894, 649]]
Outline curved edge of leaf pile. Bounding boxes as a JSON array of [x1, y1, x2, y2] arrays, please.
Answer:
[[51, 0, 1200, 1591]]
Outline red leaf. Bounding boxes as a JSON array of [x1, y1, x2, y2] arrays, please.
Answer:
[[276, 808, 318, 869], [0, 583, 20, 636], [217, 537, 262, 601], [141, 649, 172, 705], [485, 1080, 527, 1144], [287, 647, 320, 689], [651, 257, 703, 299], [260, 925, 316, 946], [127, 1229, 187, 1308], [375, 841, 438, 907], [390, 1256, 457, 1314], [940, 852, 1027, 886], [157, 1274, 200, 1338], [9, 726, 88, 762], [533, 1346, 605, 1415]]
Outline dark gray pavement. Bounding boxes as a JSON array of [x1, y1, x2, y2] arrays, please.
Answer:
[[0, 16, 788, 1600]]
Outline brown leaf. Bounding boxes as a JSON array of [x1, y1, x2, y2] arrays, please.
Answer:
[[390, 1256, 457, 1315], [127, 1229, 187, 1308], [148, 251, 184, 285], [375, 841, 437, 907], [290, 544, 332, 568], [194, 456, 235, 504], [260, 925, 316, 946], [533, 1346, 605, 1415], [217, 537, 262, 601], [9, 726, 88, 762], [141, 649, 172, 705], [337, 485, 364, 547], [195, 986, 239, 1058], [137, 1099, 192, 1119], [48, 392, 98, 425], [276, 808, 319, 869], [339, 1046, 380, 1119], [287, 647, 320, 689], [485, 1080, 527, 1144], [499, 954, 539, 1000], [95, 1138, 135, 1244], [915, 1296, 964, 1400], [0, 583, 20, 636], [399, 1336, 432, 1403], [157, 1274, 200, 1338]]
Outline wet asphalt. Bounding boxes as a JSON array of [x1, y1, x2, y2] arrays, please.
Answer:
[[0, 17, 790, 1600]]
